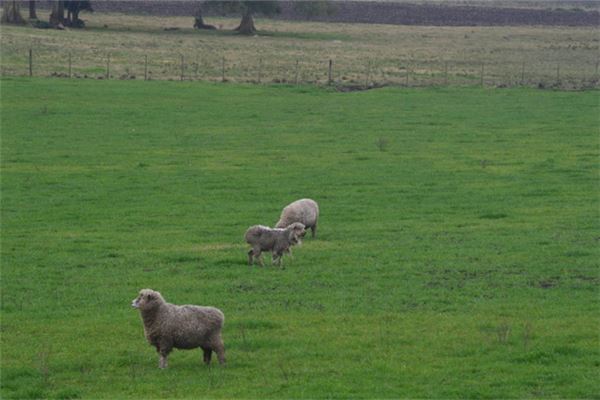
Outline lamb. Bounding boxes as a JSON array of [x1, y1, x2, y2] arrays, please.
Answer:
[[275, 199, 319, 238], [245, 222, 306, 267], [131, 289, 225, 369]]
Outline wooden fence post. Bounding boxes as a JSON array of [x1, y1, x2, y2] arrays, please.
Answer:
[[106, 54, 110, 79], [521, 61, 525, 85], [68, 53, 72, 78], [294, 59, 299, 85], [365, 61, 371, 88], [257, 57, 262, 83], [444, 61, 448, 86], [144, 55, 148, 81], [480, 62, 484, 87], [328, 59, 333, 85], [221, 56, 225, 82], [405, 65, 409, 87], [29, 48, 32, 77], [556, 63, 560, 84], [180, 54, 184, 81]]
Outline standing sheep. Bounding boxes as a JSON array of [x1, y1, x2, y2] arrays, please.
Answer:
[[245, 222, 306, 267], [131, 289, 225, 369], [275, 199, 319, 238]]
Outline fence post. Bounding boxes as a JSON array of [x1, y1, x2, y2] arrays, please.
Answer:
[[444, 61, 448, 86], [521, 61, 525, 85], [68, 53, 72, 78], [480, 62, 484, 87], [180, 54, 184, 81], [556, 64, 560, 84], [365, 60, 371, 88], [328, 59, 333, 85], [195, 55, 199, 79], [221, 56, 225, 82], [106, 53, 110, 80], [405, 65, 409, 87], [294, 59, 299, 85], [29, 48, 32, 77], [144, 55, 148, 81], [257, 57, 262, 83]]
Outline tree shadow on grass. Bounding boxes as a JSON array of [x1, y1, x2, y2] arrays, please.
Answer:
[[85, 24, 350, 42]]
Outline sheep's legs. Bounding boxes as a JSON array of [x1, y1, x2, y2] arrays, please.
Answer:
[[248, 248, 264, 267], [159, 354, 168, 369], [157, 343, 171, 369], [211, 336, 226, 365], [202, 347, 212, 364], [255, 249, 265, 267], [311, 224, 317, 238], [272, 252, 283, 268]]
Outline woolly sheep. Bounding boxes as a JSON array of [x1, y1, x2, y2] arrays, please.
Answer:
[[245, 222, 306, 267], [275, 199, 319, 238], [131, 289, 225, 369]]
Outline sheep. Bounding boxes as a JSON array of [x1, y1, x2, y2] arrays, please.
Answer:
[[131, 289, 225, 369], [245, 222, 306, 267], [275, 199, 319, 238]]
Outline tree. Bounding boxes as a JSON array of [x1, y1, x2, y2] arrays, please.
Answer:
[[193, 4, 216, 30], [48, 1, 92, 28], [1, 1, 26, 25], [234, 1, 280, 35], [65, 1, 93, 28], [29, 1, 37, 20], [49, 0, 65, 28], [201, 1, 280, 35]]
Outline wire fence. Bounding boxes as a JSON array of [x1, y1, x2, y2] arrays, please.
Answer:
[[2, 47, 599, 90]]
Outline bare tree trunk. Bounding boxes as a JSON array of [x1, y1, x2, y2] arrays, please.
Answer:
[[49, 0, 65, 28], [193, 6, 216, 30], [234, 10, 256, 35], [29, 1, 37, 20], [1, 1, 26, 24]]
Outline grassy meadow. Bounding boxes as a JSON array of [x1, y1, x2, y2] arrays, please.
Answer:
[[1, 77, 599, 399], [1, 11, 599, 88]]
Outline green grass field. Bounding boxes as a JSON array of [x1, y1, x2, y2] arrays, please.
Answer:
[[2, 11, 598, 88], [1, 77, 599, 399]]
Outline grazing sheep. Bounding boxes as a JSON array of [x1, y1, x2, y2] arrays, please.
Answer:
[[245, 222, 306, 267], [275, 199, 319, 238], [131, 289, 225, 369]]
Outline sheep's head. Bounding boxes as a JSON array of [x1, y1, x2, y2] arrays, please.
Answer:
[[132, 289, 163, 311], [286, 222, 306, 245]]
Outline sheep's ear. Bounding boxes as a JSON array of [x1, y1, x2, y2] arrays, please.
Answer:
[[146, 293, 154, 300]]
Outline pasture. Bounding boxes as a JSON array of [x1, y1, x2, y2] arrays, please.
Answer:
[[1, 76, 598, 398], [1, 11, 599, 88]]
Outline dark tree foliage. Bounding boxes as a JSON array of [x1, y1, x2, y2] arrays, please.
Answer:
[[293, 1, 337, 18]]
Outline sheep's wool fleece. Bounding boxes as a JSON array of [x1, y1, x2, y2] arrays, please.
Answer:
[[137, 290, 224, 350], [276, 199, 319, 228]]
